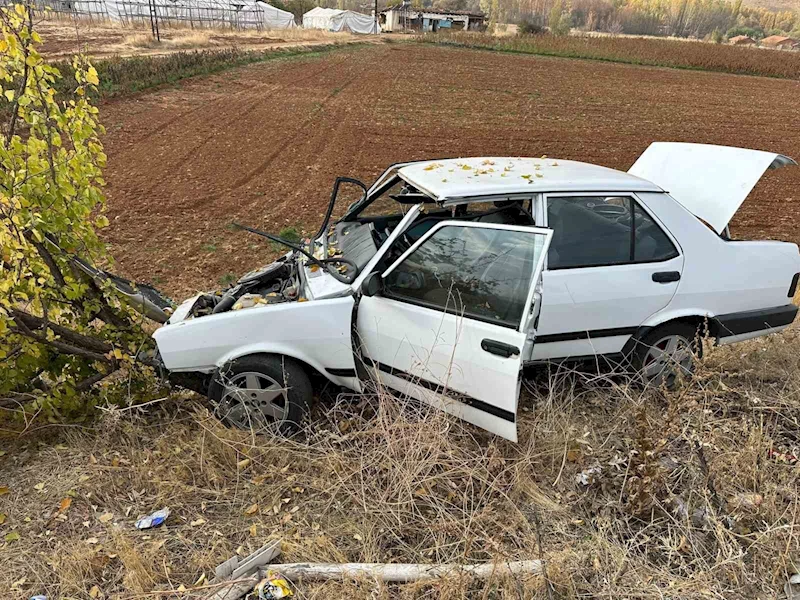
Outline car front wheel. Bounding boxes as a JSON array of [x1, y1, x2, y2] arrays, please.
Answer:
[[208, 354, 312, 434], [631, 323, 702, 388]]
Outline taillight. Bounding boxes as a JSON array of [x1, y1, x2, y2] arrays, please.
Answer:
[[789, 273, 799, 298]]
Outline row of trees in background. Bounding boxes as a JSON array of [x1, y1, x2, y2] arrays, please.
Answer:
[[266, 0, 798, 40], [502, 0, 799, 39]]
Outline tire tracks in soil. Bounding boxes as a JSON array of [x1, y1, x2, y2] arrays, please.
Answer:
[[119, 56, 358, 208], [176, 70, 362, 211]]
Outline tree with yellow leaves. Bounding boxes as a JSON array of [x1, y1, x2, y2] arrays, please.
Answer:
[[0, 3, 154, 420]]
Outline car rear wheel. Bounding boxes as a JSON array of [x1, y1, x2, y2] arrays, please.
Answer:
[[631, 323, 702, 389], [209, 355, 312, 434]]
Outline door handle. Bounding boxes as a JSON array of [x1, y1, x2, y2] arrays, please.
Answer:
[[652, 271, 681, 283], [481, 339, 520, 358]]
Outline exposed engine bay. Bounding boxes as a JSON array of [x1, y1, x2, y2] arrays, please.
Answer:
[[180, 258, 301, 320]]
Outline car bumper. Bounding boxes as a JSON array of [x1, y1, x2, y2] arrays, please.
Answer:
[[711, 304, 798, 343]]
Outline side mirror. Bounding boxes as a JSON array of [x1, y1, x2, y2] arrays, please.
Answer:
[[360, 272, 383, 297]]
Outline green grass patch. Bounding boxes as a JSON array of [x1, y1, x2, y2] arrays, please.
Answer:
[[52, 43, 358, 101]]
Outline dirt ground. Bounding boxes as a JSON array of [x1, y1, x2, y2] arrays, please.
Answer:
[[96, 43, 800, 298]]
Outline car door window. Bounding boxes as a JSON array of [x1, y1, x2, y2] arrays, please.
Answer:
[[383, 224, 548, 328], [547, 196, 677, 269], [632, 202, 679, 261]]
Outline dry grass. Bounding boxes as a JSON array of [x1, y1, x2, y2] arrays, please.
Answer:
[[1, 322, 799, 599], [122, 28, 351, 52]]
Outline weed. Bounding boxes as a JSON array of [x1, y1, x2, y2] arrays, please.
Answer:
[[270, 225, 302, 251], [201, 242, 217, 252], [218, 271, 237, 286], [278, 226, 301, 242]]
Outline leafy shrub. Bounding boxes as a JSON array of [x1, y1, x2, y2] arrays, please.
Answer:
[[725, 25, 765, 40], [518, 13, 547, 35]]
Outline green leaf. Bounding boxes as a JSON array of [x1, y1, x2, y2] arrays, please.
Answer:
[[4, 531, 19, 543]]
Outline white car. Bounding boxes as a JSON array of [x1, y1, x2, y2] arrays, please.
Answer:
[[152, 143, 799, 441]]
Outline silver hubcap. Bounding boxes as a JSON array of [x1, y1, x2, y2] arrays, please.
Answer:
[[217, 371, 288, 429], [642, 334, 694, 387]]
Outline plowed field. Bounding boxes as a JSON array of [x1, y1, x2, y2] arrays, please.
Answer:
[[100, 44, 800, 296]]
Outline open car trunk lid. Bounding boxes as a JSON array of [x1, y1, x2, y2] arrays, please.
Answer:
[[628, 142, 796, 234]]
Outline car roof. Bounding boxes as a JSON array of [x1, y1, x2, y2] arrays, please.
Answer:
[[397, 157, 664, 204]]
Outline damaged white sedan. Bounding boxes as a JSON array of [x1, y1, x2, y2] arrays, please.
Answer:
[[152, 143, 799, 441]]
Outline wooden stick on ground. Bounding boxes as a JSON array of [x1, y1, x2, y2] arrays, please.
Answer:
[[265, 560, 544, 583], [205, 540, 282, 600]]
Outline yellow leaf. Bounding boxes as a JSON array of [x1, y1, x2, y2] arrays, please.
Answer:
[[112, 348, 123, 360], [58, 497, 72, 513], [237, 458, 251, 470], [0, 514, 6, 525], [5, 531, 20, 543], [249, 523, 257, 537], [98, 512, 113, 523], [34, 482, 45, 492], [86, 66, 99, 86], [190, 517, 206, 527], [0, 486, 9, 496], [244, 503, 259, 516], [89, 585, 101, 598], [3, 90, 13, 102]]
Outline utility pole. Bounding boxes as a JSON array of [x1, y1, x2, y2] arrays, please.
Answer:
[[148, 0, 161, 42], [374, 0, 378, 33]]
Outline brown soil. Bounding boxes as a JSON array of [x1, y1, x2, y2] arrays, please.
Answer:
[[98, 44, 800, 297]]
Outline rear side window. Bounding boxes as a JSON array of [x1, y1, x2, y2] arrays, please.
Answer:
[[632, 202, 680, 262], [384, 225, 548, 328], [547, 196, 678, 269]]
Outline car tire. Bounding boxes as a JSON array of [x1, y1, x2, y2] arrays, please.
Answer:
[[630, 323, 702, 389], [208, 354, 312, 435]]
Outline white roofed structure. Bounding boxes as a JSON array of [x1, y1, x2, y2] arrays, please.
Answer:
[[33, 0, 297, 29], [302, 6, 379, 33]]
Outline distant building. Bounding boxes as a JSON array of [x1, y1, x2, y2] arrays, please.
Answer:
[[728, 35, 755, 46], [380, 2, 486, 32], [760, 35, 799, 49]]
